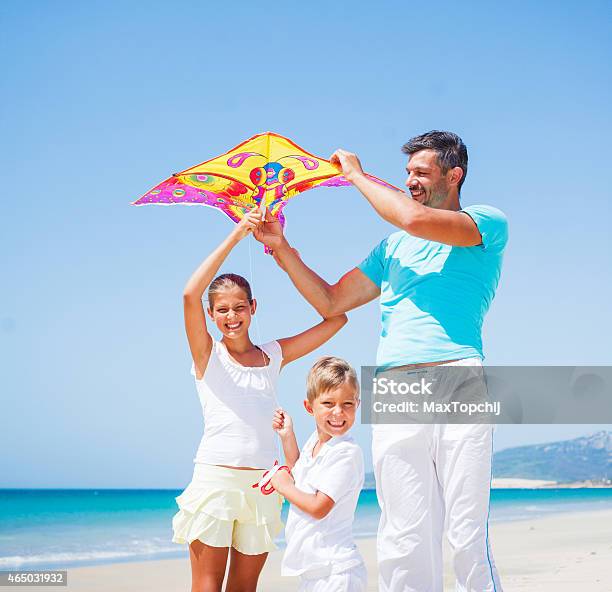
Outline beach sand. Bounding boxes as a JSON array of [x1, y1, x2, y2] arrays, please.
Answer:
[[491, 478, 558, 488], [23, 509, 612, 591]]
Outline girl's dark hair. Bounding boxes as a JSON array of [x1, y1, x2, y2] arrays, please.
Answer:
[[208, 274, 253, 307], [401, 130, 468, 193]]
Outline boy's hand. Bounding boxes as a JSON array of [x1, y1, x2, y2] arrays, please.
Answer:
[[271, 468, 294, 495], [233, 207, 263, 240], [272, 408, 294, 438]]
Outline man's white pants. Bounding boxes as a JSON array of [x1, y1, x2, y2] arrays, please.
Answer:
[[373, 422, 502, 592]]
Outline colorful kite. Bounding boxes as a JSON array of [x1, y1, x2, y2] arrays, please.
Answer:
[[132, 131, 397, 236]]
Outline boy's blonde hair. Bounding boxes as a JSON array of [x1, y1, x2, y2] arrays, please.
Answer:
[[306, 356, 360, 403]]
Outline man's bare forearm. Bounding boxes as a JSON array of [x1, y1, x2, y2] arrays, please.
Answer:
[[352, 173, 421, 231], [273, 240, 335, 317]]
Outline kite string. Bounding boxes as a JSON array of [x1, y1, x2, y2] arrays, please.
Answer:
[[247, 235, 283, 461]]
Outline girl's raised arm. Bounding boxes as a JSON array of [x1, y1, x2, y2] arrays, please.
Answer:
[[277, 314, 348, 368], [184, 209, 262, 378]]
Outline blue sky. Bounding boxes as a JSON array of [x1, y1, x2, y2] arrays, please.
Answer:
[[1, 1, 611, 487]]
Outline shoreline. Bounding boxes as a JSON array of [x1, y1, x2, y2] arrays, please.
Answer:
[[3, 493, 612, 573], [3, 482, 611, 493], [491, 478, 612, 489], [12, 508, 612, 592]]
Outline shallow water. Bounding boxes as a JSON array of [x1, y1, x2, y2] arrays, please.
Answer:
[[1, 488, 611, 570]]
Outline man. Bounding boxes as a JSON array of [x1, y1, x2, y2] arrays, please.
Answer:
[[255, 131, 507, 592]]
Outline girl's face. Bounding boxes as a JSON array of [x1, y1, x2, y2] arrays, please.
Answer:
[[207, 286, 256, 339]]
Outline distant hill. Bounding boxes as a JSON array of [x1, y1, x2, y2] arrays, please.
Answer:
[[362, 431, 611, 487], [492, 431, 611, 483]]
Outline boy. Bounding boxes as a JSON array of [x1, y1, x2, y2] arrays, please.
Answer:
[[271, 356, 366, 592]]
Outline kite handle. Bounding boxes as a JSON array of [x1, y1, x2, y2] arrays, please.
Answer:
[[257, 197, 275, 255], [251, 460, 292, 495]]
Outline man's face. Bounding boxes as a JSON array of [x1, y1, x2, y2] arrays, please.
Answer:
[[405, 149, 451, 208]]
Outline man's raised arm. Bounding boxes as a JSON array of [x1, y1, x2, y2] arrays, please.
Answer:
[[330, 149, 482, 247], [253, 215, 379, 317]]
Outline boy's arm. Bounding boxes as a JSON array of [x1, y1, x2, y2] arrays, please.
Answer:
[[277, 445, 362, 521], [279, 431, 300, 469], [272, 409, 299, 468], [271, 472, 335, 520]]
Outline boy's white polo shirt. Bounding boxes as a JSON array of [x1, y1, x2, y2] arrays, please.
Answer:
[[281, 431, 365, 578]]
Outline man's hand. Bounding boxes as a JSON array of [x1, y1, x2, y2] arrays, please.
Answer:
[[330, 149, 365, 183], [253, 209, 287, 252]]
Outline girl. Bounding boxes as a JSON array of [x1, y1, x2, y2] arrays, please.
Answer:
[[172, 208, 347, 592]]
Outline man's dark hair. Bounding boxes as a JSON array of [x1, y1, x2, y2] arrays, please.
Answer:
[[401, 131, 468, 193]]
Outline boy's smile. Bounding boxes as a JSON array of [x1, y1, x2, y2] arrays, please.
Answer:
[[305, 381, 360, 444]]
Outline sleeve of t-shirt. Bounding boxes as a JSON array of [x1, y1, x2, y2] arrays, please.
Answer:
[[357, 238, 388, 287], [190, 362, 204, 382], [461, 204, 508, 253], [262, 340, 283, 376], [310, 445, 364, 503]]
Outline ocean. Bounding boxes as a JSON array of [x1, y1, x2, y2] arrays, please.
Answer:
[[1, 488, 611, 570]]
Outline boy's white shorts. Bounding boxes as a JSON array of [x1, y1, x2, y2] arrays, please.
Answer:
[[298, 563, 367, 592]]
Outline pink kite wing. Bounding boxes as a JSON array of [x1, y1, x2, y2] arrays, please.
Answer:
[[315, 174, 397, 190], [132, 174, 259, 224]]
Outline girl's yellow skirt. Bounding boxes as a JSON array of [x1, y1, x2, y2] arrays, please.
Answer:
[[172, 463, 283, 555]]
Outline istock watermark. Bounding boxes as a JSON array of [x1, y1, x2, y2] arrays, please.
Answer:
[[373, 376, 435, 395], [361, 366, 612, 424]]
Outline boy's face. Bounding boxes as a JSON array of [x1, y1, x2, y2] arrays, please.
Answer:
[[304, 380, 360, 442]]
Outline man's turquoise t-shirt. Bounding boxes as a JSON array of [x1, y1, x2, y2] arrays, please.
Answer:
[[358, 205, 508, 368]]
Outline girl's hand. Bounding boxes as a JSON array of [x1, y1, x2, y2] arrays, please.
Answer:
[[253, 209, 286, 252], [272, 408, 294, 439], [270, 468, 294, 495], [232, 207, 264, 240]]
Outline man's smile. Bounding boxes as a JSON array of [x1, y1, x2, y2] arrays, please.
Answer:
[[410, 188, 426, 201]]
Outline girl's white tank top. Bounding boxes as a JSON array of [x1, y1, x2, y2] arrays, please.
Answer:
[[191, 339, 282, 468]]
